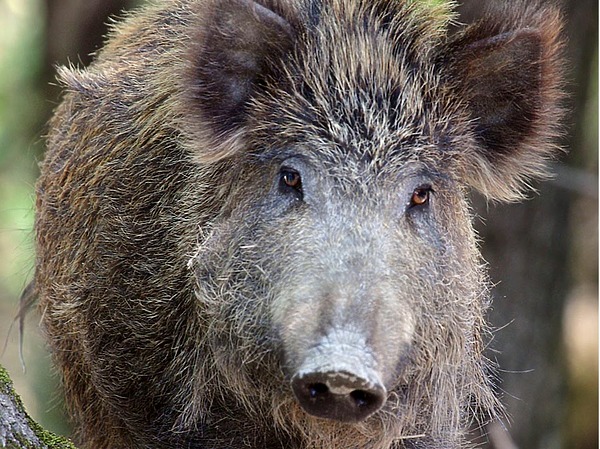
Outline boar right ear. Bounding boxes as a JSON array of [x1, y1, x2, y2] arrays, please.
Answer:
[[442, 2, 565, 201], [183, 0, 294, 162]]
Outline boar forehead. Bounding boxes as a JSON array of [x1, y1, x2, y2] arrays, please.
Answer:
[[249, 79, 459, 188], [249, 3, 462, 174]]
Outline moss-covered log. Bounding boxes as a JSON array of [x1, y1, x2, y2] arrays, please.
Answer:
[[0, 365, 76, 449]]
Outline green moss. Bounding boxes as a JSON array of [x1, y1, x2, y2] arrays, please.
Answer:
[[0, 365, 77, 449], [34, 428, 77, 449], [0, 365, 11, 384]]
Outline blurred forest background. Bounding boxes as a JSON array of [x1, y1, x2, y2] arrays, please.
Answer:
[[0, 0, 596, 448]]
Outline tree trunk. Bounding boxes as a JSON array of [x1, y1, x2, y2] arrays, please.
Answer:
[[461, 0, 598, 448], [0, 365, 76, 449]]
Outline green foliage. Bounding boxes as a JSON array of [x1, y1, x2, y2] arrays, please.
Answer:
[[0, 0, 42, 297], [408, 0, 457, 34], [0, 0, 71, 441]]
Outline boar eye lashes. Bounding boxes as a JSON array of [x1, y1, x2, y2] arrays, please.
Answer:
[[279, 168, 303, 199], [408, 184, 433, 209]]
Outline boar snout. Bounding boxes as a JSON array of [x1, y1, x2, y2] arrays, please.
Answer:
[[290, 333, 386, 422], [291, 368, 386, 423]]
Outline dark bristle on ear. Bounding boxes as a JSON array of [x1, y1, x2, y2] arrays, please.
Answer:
[[440, 1, 566, 201], [462, 29, 543, 159], [188, 0, 293, 137]]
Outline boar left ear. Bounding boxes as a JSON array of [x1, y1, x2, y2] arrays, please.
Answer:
[[183, 0, 294, 162], [442, 2, 565, 201]]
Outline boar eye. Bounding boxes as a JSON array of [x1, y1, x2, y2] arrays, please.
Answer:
[[279, 168, 303, 199], [409, 186, 432, 208]]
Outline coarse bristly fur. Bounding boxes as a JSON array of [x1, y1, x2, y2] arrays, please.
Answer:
[[34, 0, 565, 448]]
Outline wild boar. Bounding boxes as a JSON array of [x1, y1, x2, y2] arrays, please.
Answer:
[[34, 0, 564, 448]]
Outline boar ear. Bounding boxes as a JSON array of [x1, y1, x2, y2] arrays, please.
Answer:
[[183, 0, 294, 162], [443, 3, 565, 201]]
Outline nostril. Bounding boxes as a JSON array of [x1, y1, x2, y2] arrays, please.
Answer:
[[291, 371, 386, 423], [308, 382, 329, 399], [350, 389, 376, 408], [301, 383, 378, 410]]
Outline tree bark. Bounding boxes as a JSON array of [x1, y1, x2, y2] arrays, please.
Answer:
[[0, 365, 76, 449]]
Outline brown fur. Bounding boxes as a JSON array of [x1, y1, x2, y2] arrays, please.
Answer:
[[35, 1, 565, 448]]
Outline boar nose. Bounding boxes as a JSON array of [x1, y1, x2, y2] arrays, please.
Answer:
[[291, 367, 386, 422]]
